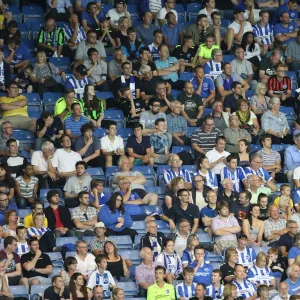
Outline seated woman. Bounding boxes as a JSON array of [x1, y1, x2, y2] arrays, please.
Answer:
[[241, 32, 261, 66], [192, 175, 212, 211], [69, 273, 89, 300], [182, 234, 200, 268], [89, 179, 110, 209], [261, 97, 292, 144], [0, 261, 13, 299], [60, 256, 78, 288], [164, 177, 186, 212], [111, 288, 125, 300], [223, 283, 238, 300], [15, 163, 38, 209], [2, 210, 18, 238], [0, 163, 15, 201], [99, 193, 138, 242], [224, 115, 252, 154], [155, 238, 183, 284], [249, 82, 270, 118], [247, 252, 276, 287], [103, 240, 130, 281], [14, 64, 33, 94], [74, 123, 105, 168], [238, 139, 251, 168], [277, 195, 293, 220]]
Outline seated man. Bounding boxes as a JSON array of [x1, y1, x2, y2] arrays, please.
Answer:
[[136, 12, 159, 46], [174, 219, 190, 259], [274, 12, 298, 46], [47, 0, 73, 22], [44, 275, 70, 300], [148, 29, 163, 61], [201, 190, 217, 237], [121, 26, 144, 61], [132, 47, 157, 77], [203, 48, 223, 81], [236, 234, 256, 268], [286, 30, 300, 72], [0, 192, 18, 226], [81, 2, 104, 31], [258, 49, 281, 84], [89, 222, 112, 256], [0, 82, 35, 131], [75, 0, 101, 13], [156, 0, 177, 26], [71, 191, 98, 238], [108, 48, 128, 81], [230, 190, 252, 226], [150, 81, 175, 114], [0, 20, 21, 47], [247, 174, 275, 203], [278, 220, 297, 257], [106, 0, 131, 31], [211, 99, 230, 134]]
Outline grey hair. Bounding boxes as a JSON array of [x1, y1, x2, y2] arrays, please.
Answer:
[[170, 100, 181, 109], [140, 247, 151, 259], [268, 97, 280, 109], [286, 265, 297, 277], [250, 152, 263, 163], [212, 48, 222, 60], [75, 240, 87, 249], [255, 82, 267, 95], [140, 64, 151, 74], [221, 178, 232, 186], [117, 155, 129, 167], [0, 121, 12, 130], [41, 141, 54, 152]]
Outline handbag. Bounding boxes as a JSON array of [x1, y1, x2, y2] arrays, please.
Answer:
[[43, 62, 57, 88]]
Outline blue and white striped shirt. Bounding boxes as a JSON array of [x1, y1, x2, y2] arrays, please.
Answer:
[[164, 167, 192, 185], [248, 265, 274, 285], [176, 282, 196, 300], [63, 24, 87, 43], [65, 75, 90, 99], [253, 23, 273, 45], [204, 60, 222, 80], [244, 166, 272, 182], [16, 242, 30, 257], [220, 166, 247, 193], [27, 227, 50, 238], [233, 279, 257, 298], [206, 284, 224, 299], [194, 170, 218, 190], [237, 247, 256, 268]]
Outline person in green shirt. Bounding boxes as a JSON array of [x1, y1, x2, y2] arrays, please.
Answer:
[[147, 266, 175, 300]]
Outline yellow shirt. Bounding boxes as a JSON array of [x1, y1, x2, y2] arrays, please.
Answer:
[[24, 214, 48, 229], [0, 95, 28, 117], [273, 196, 294, 208], [198, 44, 219, 60], [147, 282, 175, 300]]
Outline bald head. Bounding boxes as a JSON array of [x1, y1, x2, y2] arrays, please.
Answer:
[[146, 221, 157, 236]]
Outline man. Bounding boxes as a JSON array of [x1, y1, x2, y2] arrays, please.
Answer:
[[203, 48, 223, 80], [162, 12, 183, 50], [264, 204, 287, 247], [258, 49, 281, 83], [211, 11, 226, 48], [0, 192, 18, 226], [112, 62, 140, 99], [0, 236, 22, 286], [191, 115, 220, 159], [225, 8, 253, 51], [200, 190, 217, 238], [218, 178, 239, 205], [140, 220, 166, 259], [168, 189, 200, 234], [75, 29, 106, 63], [190, 65, 215, 107], [3, 36, 29, 74], [285, 264, 300, 295], [108, 48, 127, 81], [54, 89, 80, 121], [0, 20, 21, 47], [121, 27, 144, 61], [211, 201, 241, 253], [150, 81, 175, 114], [0, 48, 10, 92], [81, 2, 104, 31], [190, 283, 213, 300], [37, 18, 64, 57], [133, 48, 157, 77], [21, 237, 53, 286], [106, 0, 131, 30], [136, 11, 159, 46], [64, 103, 90, 138], [44, 275, 70, 300], [206, 270, 224, 300], [272, 282, 291, 300], [0, 82, 35, 131], [127, 123, 154, 166], [148, 29, 163, 61], [216, 63, 249, 102], [278, 220, 298, 256], [177, 81, 204, 127], [284, 134, 300, 189], [274, 0, 298, 23], [96, 17, 115, 56], [71, 191, 98, 238], [286, 30, 300, 71], [147, 265, 176, 300], [44, 189, 77, 237], [100, 121, 125, 168], [47, 0, 73, 22], [230, 190, 252, 226], [156, 0, 177, 26], [84, 47, 108, 91], [236, 234, 256, 268], [89, 222, 112, 256], [253, 11, 274, 56], [206, 136, 230, 176], [65, 64, 90, 100], [91, 285, 103, 300], [199, 0, 218, 25], [174, 219, 191, 258], [136, 247, 163, 297], [166, 101, 190, 146], [75, 0, 101, 13]]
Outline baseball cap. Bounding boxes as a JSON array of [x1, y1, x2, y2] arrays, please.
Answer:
[[233, 8, 245, 15], [94, 222, 106, 229], [75, 64, 88, 76]]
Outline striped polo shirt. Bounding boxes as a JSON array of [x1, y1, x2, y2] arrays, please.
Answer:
[[257, 149, 281, 168], [64, 115, 90, 136], [191, 127, 220, 153]]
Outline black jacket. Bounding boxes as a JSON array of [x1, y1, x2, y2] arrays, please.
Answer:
[[44, 206, 74, 230], [139, 232, 166, 251]]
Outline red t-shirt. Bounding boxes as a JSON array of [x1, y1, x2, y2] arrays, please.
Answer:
[[52, 207, 64, 228], [268, 75, 291, 95]]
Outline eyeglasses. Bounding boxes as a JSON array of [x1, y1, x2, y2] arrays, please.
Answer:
[[152, 104, 161, 107]]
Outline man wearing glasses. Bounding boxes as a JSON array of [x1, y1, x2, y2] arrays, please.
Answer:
[[278, 220, 298, 256], [0, 192, 18, 226]]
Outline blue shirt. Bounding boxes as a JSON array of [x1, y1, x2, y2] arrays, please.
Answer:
[[119, 190, 141, 215], [285, 278, 300, 295], [200, 205, 217, 219], [244, 167, 271, 182], [190, 76, 215, 99], [273, 21, 298, 45], [155, 57, 179, 82], [288, 246, 300, 259], [274, 3, 298, 23], [161, 23, 182, 47], [4, 43, 29, 65], [79, 0, 101, 9], [64, 115, 90, 136], [220, 166, 247, 193], [188, 261, 212, 286], [0, 204, 19, 226], [65, 75, 90, 99], [89, 192, 110, 205], [121, 42, 144, 60], [81, 11, 104, 29], [284, 145, 300, 171]]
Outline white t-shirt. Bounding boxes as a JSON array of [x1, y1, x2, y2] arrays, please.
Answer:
[[198, 7, 218, 25], [228, 21, 253, 41], [156, 8, 178, 26], [31, 150, 48, 172], [294, 166, 300, 180], [206, 148, 230, 175], [100, 136, 124, 152], [51, 148, 82, 173], [106, 9, 129, 25], [75, 253, 97, 277]]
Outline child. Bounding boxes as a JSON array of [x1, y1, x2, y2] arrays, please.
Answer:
[[257, 193, 268, 221], [15, 225, 29, 257], [206, 270, 224, 299], [267, 248, 287, 281], [155, 238, 183, 284], [87, 254, 116, 298], [274, 184, 295, 214], [14, 64, 33, 94], [176, 267, 196, 300]]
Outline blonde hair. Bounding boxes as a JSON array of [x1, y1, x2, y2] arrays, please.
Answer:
[[223, 283, 237, 298], [111, 288, 124, 300], [170, 176, 186, 192], [255, 82, 267, 95], [278, 195, 290, 208]]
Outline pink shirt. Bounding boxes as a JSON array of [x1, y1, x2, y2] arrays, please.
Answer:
[[211, 215, 240, 241]]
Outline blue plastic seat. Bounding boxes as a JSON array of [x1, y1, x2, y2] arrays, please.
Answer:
[[203, 108, 213, 117], [220, 10, 234, 20], [196, 233, 211, 243], [187, 126, 197, 137], [12, 129, 34, 148], [49, 267, 62, 278], [10, 285, 29, 298], [66, 251, 76, 257], [45, 252, 63, 268], [223, 55, 235, 63], [30, 285, 50, 299], [250, 144, 262, 152], [280, 106, 296, 118], [172, 145, 192, 155], [102, 4, 113, 14], [119, 250, 141, 264], [157, 165, 170, 186], [131, 221, 146, 234], [221, 19, 231, 27], [175, 4, 186, 22], [7, 5, 21, 22], [105, 166, 120, 185], [18, 23, 30, 39], [246, 90, 255, 100], [28, 111, 41, 119], [187, 3, 201, 21], [155, 220, 170, 234], [40, 188, 63, 199], [133, 166, 156, 186], [25, 93, 42, 111], [182, 165, 196, 174], [43, 92, 63, 112], [134, 234, 143, 249], [104, 110, 125, 128], [22, 5, 44, 22], [116, 282, 138, 297], [19, 208, 32, 222], [179, 72, 193, 81], [272, 144, 291, 151], [93, 128, 107, 138], [49, 57, 71, 72], [253, 246, 271, 254], [110, 235, 133, 250], [87, 167, 105, 180], [29, 21, 44, 40], [117, 128, 133, 144], [140, 205, 163, 216], [171, 89, 182, 99], [56, 236, 78, 247], [95, 91, 114, 99], [83, 236, 94, 244]]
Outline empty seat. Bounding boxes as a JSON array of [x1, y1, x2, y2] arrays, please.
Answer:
[[253, 246, 271, 254], [105, 166, 120, 185], [19, 208, 32, 222], [223, 55, 235, 63], [134, 234, 143, 249], [104, 110, 125, 128], [119, 250, 141, 264], [30, 285, 50, 299], [110, 235, 133, 250], [10, 285, 29, 299], [49, 57, 71, 72], [144, 186, 166, 202], [45, 252, 63, 268], [187, 3, 201, 21], [87, 167, 105, 180], [29, 21, 44, 40], [40, 188, 63, 199], [116, 282, 138, 297], [155, 220, 170, 234], [93, 128, 107, 138], [203, 108, 213, 117], [28, 111, 41, 119], [131, 221, 146, 234], [49, 267, 62, 278], [12, 129, 34, 148], [280, 106, 296, 118], [19, 23, 30, 39], [187, 126, 197, 137], [272, 144, 291, 151], [7, 5, 21, 22], [140, 205, 163, 216], [56, 236, 78, 247], [43, 92, 63, 112], [172, 145, 193, 155], [196, 233, 211, 244], [179, 72, 193, 81], [157, 165, 170, 186], [66, 251, 77, 257], [22, 5, 44, 22], [250, 144, 262, 152]]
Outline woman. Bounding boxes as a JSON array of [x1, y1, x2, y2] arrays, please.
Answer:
[[29, 51, 65, 94], [69, 272, 89, 300], [103, 240, 130, 281], [15, 163, 38, 209], [261, 97, 292, 144], [79, 84, 107, 128], [223, 283, 238, 300], [0, 261, 13, 300], [111, 288, 125, 300], [220, 248, 238, 283], [241, 32, 261, 66], [115, 16, 130, 48], [238, 139, 251, 168], [164, 177, 186, 211], [182, 234, 200, 268], [99, 193, 138, 242], [232, 99, 260, 142], [242, 204, 264, 247], [0, 163, 14, 201], [75, 123, 105, 168], [2, 210, 18, 238], [155, 238, 183, 284], [194, 156, 218, 191], [249, 82, 270, 117], [248, 252, 276, 287], [256, 285, 269, 300], [224, 115, 252, 154], [258, 193, 269, 221], [60, 257, 78, 288], [288, 233, 300, 266], [277, 195, 293, 220]]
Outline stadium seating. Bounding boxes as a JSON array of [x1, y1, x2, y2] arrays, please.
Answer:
[[56, 237, 78, 247], [116, 282, 138, 297]]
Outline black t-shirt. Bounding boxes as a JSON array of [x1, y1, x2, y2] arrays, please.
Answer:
[[44, 286, 70, 300], [190, 297, 213, 300], [229, 201, 250, 226], [133, 61, 156, 73], [112, 76, 140, 98], [15, 72, 31, 92], [0, 28, 21, 45], [126, 135, 151, 156], [0, 156, 27, 179], [259, 58, 277, 77], [217, 190, 239, 206], [36, 116, 63, 139], [172, 45, 196, 63], [168, 203, 200, 228], [278, 232, 295, 252], [150, 94, 175, 114], [0, 177, 14, 195], [114, 31, 128, 46], [258, 207, 268, 221], [139, 76, 163, 96], [220, 263, 235, 283], [224, 94, 243, 113], [96, 29, 115, 49], [177, 92, 203, 119], [21, 252, 52, 278]]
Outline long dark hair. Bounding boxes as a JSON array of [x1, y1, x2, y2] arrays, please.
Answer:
[[69, 272, 88, 300], [0, 163, 12, 184], [247, 204, 260, 229], [83, 84, 100, 113], [196, 156, 208, 171], [107, 192, 125, 214], [241, 32, 255, 53]]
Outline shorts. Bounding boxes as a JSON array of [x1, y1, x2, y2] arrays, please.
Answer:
[[133, 158, 144, 166], [28, 276, 52, 286], [2, 115, 34, 130]]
